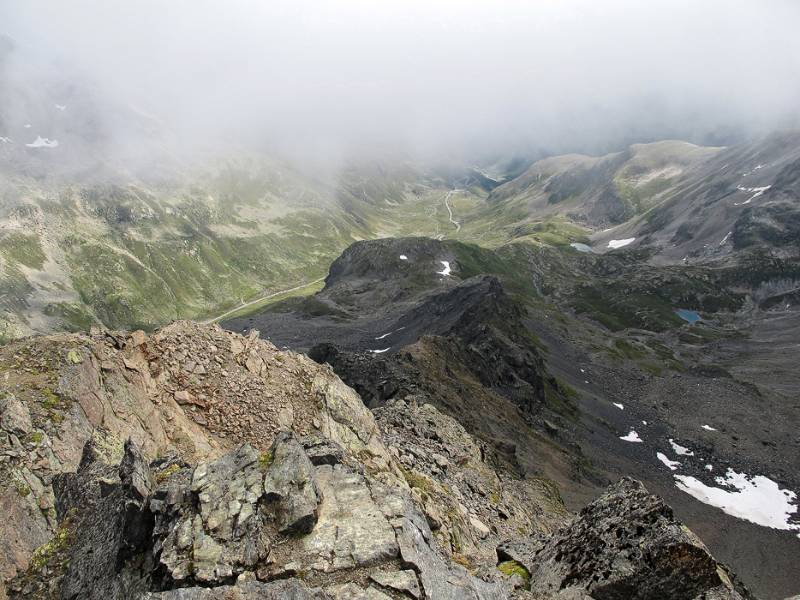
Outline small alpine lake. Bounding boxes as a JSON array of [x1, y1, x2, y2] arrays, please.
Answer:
[[676, 309, 702, 324]]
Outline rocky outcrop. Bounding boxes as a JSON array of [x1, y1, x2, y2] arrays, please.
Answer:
[[9, 439, 155, 599], [145, 579, 330, 600], [262, 431, 321, 535], [0, 323, 764, 599], [307, 275, 573, 420], [154, 443, 269, 585], [8, 422, 507, 599], [374, 397, 568, 567], [498, 478, 753, 600], [0, 322, 394, 595]]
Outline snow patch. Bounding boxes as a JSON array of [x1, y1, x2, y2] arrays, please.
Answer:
[[657, 452, 681, 471], [24, 124, 31, 128], [719, 232, 732, 246], [26, 136, 59, 148], [437, 260, 451, 276], [0, 136, 10, 143], [370, 347, 391, 354], [620, 430, 642, 443], [608, 238, 635, 249], [570, 242, 593, 253], [675, 470, 800, 534], [735, 185, 771, 205], [375, 332, 393, 340], [669, 439, 694, 456], [705, 464, 714, 471], [612, 402, 624, 410], [399, 255, 408, 260], [701, 425, 717, 431], [55, 104, 66, 111]]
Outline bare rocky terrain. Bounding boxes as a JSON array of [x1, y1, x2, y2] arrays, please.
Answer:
[[228, 234, 800, 599], [0, 322, 760, 599]]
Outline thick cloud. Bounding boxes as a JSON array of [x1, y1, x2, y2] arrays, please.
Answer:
[[2, 0, 799, 163]]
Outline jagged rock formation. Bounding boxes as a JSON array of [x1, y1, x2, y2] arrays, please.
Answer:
[[0, 323, 765, 599], [307, 274, 566, 418], [0, 321, 391, 595], [498, 478, 753, 599], [374, 397, 569, 567], [7, 431, 506, 599]]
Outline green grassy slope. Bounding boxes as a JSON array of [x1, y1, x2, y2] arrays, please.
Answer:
[[0, 160, 495, 340]]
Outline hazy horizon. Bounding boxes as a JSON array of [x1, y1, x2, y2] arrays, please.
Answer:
[[2, 0, 800, 168]]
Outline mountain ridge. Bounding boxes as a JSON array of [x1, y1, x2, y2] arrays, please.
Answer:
[[0, 322, 756, 600]]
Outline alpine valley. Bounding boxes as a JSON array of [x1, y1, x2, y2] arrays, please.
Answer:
[[2, 29, 800, 600]]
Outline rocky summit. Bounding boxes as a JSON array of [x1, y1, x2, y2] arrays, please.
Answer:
[[0, 322, 756, 599]]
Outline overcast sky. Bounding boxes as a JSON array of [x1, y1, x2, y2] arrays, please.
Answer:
[[2, 0, 800, 163]]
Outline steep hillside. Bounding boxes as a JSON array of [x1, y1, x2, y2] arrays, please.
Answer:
[[0, 323, 755, 600], [0, 159, 500, 343], [482, 140, 721, 232], [592, 131, 800, 263], [229, 237, 800, 599]]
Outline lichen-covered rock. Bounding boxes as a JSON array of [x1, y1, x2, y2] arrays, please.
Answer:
[[369, 569, 421, 598], [263, 432, 321, 535], [156, 444, 269, 585], [500, 478, 754, 600], [294, 464, 399, 573], [0, 395, 32, 438], [326, 583, 391, 599]]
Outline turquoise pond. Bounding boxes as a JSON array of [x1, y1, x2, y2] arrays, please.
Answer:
[[676, 309, 702, 323]]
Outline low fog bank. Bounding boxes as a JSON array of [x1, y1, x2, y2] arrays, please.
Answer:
[[1, 0, 799, 174]]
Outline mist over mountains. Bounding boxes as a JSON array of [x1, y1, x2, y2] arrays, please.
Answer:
[[2, 0, 800, 171], [1, 3, 800, 599]]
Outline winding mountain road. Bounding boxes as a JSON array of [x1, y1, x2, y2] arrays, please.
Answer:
[[203, 277, 325, 324], [444, 189, 462, 232]]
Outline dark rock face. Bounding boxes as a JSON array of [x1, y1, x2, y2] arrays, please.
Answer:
[[309, 275, 571, 419], [499, 478, 753, 600], [12, 439, 155, 600], [438, 276, 553, 413], [262, 431, 321, 535]]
